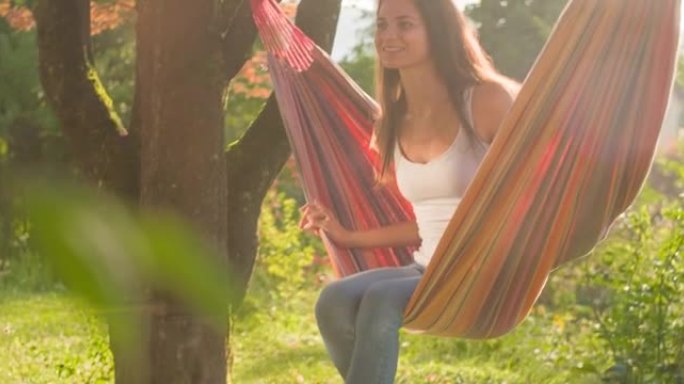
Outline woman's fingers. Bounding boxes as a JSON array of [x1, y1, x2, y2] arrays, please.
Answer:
[[300, 202, 329, 221], [299, 202, 315, 229], [298, 215, 307, 229], [298, 203, 310, 213], [299, 200, 336, 237], [302, 201, 330, 215], [304, 214, 329, 229], [301, 221, 321, 236]]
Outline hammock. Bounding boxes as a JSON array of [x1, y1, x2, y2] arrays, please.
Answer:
[[250, 0, 680, 338]]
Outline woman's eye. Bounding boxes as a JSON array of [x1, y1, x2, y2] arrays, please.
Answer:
[[376, 21, 387, 31], [398, 21, 413, 30]]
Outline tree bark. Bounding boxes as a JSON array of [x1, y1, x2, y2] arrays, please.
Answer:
[[135, 0, 228, 382], [221, 0, 258, 81]]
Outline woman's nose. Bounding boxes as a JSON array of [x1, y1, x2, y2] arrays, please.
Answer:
[[377, 28, 399, 43]]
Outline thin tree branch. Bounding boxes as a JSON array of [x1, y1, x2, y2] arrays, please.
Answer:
[[33, 0, 139, 199], [221, 0, 259, 82]]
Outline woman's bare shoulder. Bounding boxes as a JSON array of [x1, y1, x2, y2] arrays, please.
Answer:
[[471, 81, 515, 144]]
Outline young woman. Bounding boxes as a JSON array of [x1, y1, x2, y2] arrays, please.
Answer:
[[299, 0, 517, 382]]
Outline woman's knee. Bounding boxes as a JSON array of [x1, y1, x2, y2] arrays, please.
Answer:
[[357, 283, 406, 330], [315, 281, 356, 327]]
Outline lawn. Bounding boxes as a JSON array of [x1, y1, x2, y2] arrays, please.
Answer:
[[0, 283, 604, 383]]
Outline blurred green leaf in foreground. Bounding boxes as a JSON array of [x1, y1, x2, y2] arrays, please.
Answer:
[[16, 175, 235, 347]]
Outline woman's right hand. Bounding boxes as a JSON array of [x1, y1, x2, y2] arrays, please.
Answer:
[[298, 201, 354, 247]]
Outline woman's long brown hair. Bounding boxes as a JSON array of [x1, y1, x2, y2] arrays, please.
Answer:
[[372, 0, 514, 181]]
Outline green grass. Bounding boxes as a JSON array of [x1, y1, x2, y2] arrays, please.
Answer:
[[0, 280, 606, 383], [0, 292, 112, 383], [230, 283, 606, 383]]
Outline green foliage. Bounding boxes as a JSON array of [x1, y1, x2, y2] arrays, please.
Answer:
[[0, 135, 7, 158], [9, 0, 36, 8], [677, 55, 684, 89], [0, 249, 57, 293], [91, 22, 136, 124], [248, 189, 323, 305], [223, 44, 271, 145], [580, 203, 684, 383], [87, 62, 125, 135], [0, 20, 57, 268], [339, 44, 376, 97], [21, 177, 234, 326], [0, 12, 136, 267], [466, 0, 569, 80], [338, 7, 376, 96], [654, 141, 684, 195], [0, 20, 57, 136], [223, 91, 268, 145]]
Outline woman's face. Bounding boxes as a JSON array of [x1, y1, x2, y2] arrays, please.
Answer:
[[375, 0, 431, 70]]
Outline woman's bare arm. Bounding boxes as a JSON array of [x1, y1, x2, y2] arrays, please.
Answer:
[[300, 201, 421, 249], [343, 221, 420, 249]]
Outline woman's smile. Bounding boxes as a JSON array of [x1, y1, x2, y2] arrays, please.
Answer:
[[375, 0, 430, 69]]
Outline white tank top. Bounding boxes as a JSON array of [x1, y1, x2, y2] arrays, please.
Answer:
[[394, 88, 489, 266]]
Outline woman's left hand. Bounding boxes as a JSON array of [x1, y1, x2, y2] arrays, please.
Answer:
[[298, 201, 353, 246]]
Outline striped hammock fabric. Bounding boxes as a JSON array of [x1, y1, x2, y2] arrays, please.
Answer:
[[250, 0, 680, 338]]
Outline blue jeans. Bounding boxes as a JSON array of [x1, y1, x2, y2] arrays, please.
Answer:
[[315, 263, 425, 383]]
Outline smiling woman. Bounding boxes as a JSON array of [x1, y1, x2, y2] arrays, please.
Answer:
[[252, 0, 680, 382], [374, 5, 430, 69], [301, 0, 518, 382], [332, 0, 478, 61]]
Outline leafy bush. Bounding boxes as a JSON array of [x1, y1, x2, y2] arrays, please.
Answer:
[[578, 202, 684, 383], [249, 189, 326, 307]]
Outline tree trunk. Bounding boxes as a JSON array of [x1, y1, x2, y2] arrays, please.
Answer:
[[133, 0, 228, 382], [33, 0, 342, 381]]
